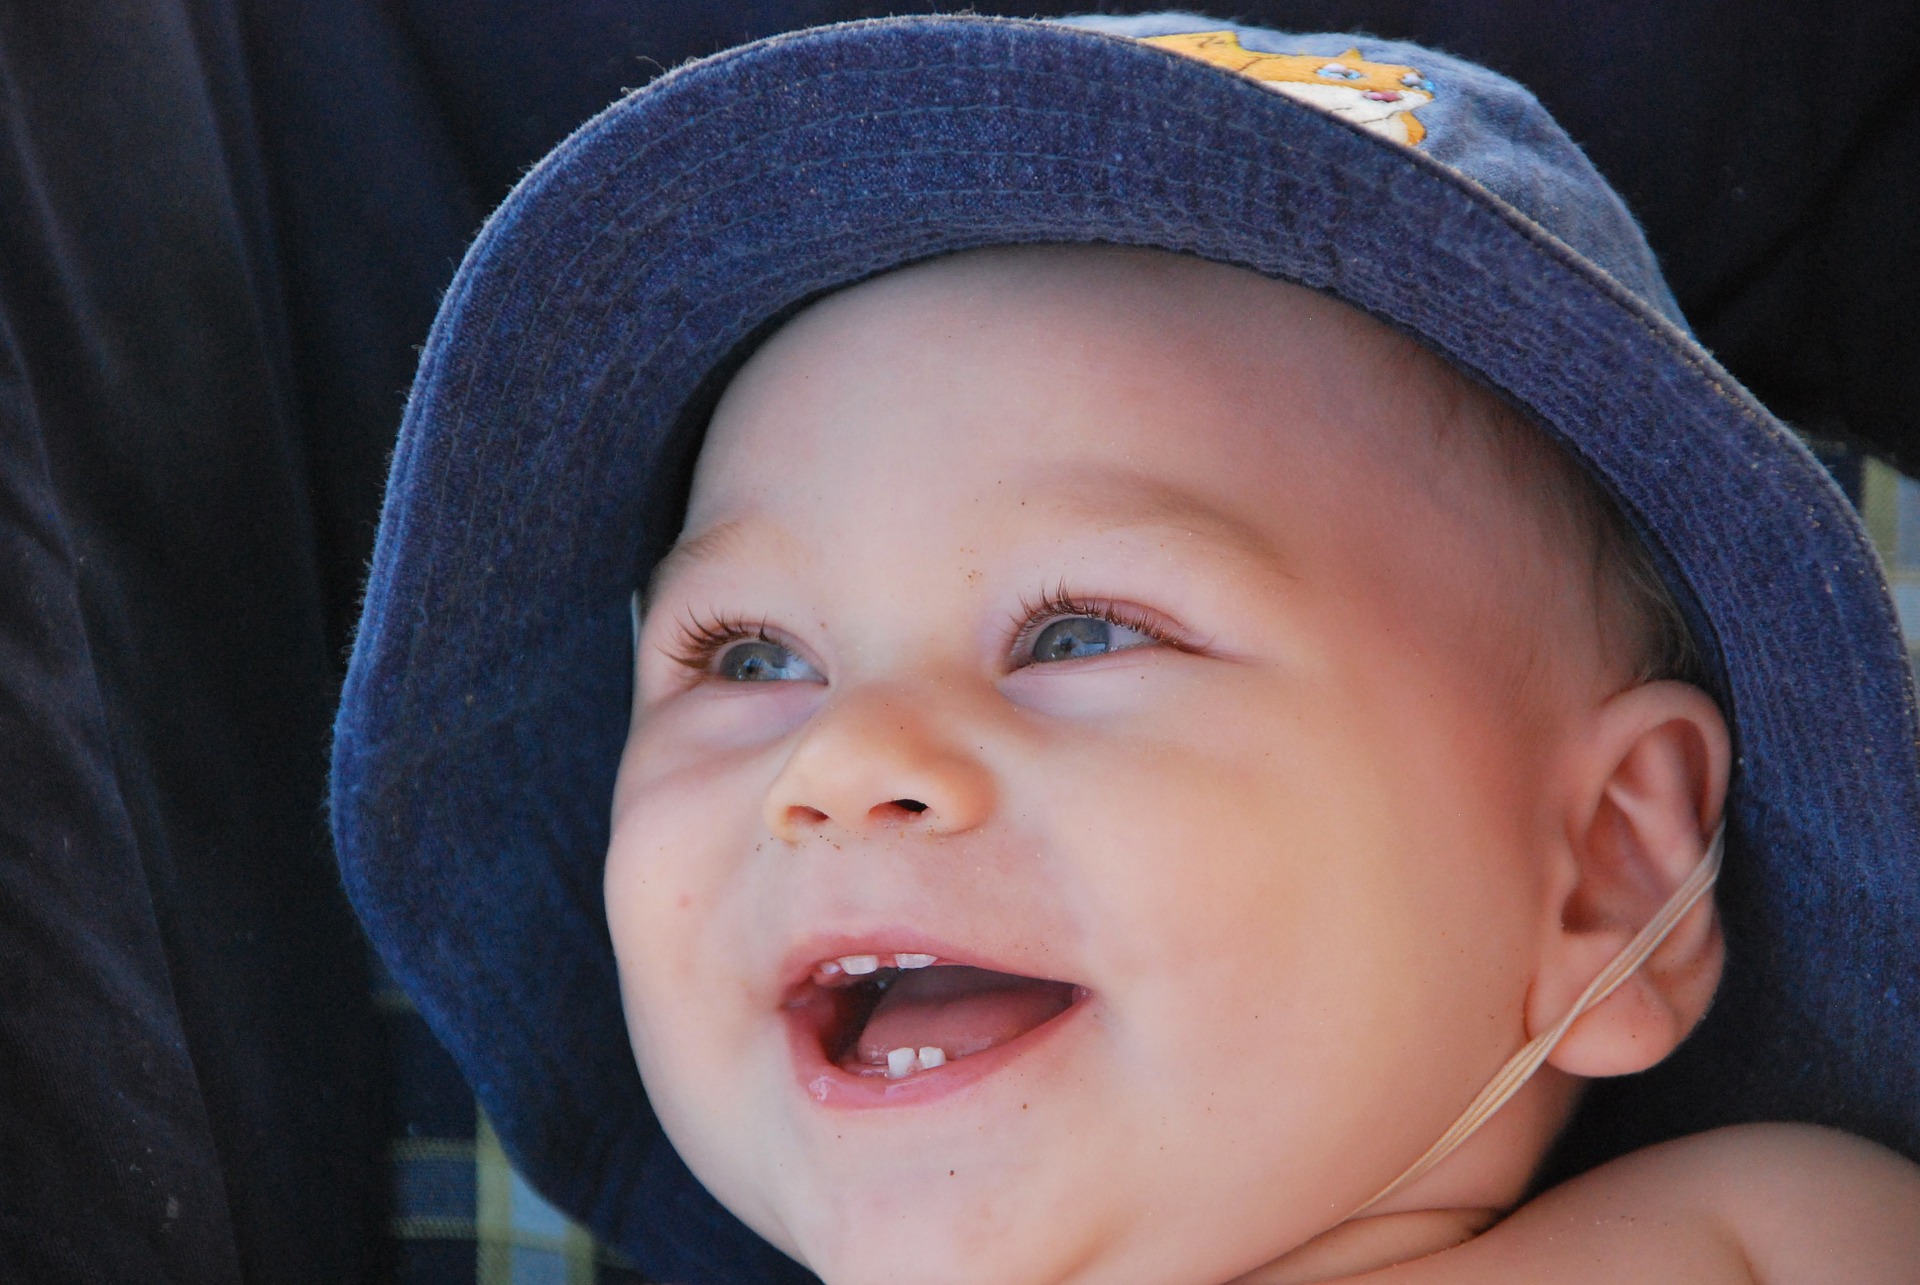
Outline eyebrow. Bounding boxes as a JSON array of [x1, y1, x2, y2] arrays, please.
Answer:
[[1032, 467, 1288, 572], [641, 467, 1286, 613], [641, 518, 756, 615]]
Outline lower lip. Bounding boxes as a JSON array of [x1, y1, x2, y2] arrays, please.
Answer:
[[785, 988, 1091, 1110]]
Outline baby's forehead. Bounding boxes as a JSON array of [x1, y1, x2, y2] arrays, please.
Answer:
[[687, 245, 1498, 519], [662, 247, 1605, 687]]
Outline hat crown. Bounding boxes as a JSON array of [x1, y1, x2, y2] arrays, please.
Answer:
[[1066, 14, 1687, 328]]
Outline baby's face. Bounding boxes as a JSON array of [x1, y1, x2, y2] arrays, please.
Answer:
[[609, 248, 1603, 1283]]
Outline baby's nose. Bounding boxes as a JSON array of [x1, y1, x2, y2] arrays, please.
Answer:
[[762, 685, 993, 841]]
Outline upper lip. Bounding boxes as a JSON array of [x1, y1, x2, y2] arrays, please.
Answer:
[[775, 927, 1077, 999]]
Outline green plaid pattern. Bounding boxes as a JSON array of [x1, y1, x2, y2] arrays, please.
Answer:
[[375, 972, 653, 1284], [1861, 456, 1920, 678], [390, 1116, 626, 1284]]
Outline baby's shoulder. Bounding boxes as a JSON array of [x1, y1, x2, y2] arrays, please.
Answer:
[[1394, 1124, 1920, 1283]]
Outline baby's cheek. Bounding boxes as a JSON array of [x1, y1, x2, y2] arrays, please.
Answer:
[[605, 839, 794, 1254], [604, 861, 736, 1160], [605, 772, 772, 1085], [604, 800, 720, 1052]]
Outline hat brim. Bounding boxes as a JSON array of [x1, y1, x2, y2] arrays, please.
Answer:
[[331, 15, 1920, 1278]]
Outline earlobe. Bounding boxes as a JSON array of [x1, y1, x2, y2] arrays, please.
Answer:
[[1535, 680, 1732, 1079]]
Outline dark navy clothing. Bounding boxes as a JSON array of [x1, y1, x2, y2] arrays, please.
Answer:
[[1, 3, 1914, 1282]]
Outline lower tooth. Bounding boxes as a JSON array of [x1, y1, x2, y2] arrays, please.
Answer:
[[886, 1047, 915, 1079], [917, 1047, 946, 1070]]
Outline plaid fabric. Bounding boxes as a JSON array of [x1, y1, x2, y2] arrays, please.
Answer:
[[375, 964, 655, 1285], [1797, 444, 1920, 680], [1860, 454, 1920, 679]]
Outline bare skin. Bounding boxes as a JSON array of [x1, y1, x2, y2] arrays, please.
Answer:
[[1280, 1124, 1920, 1283], [606, 245, 1920, 1283]]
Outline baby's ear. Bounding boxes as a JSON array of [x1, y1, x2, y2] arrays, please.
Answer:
[[1534, 680, 1731, 1078]]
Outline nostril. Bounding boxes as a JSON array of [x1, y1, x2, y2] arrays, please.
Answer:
[[784, 805, 829, 830], [867, 798, 928, 825]]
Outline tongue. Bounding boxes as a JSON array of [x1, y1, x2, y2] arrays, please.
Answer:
[[854, 965, 1075, 1066]]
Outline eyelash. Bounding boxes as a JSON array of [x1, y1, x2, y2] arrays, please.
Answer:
[[1006, 584, 1181, 663], [666, 611, 783, 674], [663, 585, 1182, 675]]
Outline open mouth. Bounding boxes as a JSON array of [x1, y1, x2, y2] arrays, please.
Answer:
[[787, 951, 1081, 1082]]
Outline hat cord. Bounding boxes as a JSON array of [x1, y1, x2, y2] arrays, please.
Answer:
[[1349, 822, 1726, 1218]]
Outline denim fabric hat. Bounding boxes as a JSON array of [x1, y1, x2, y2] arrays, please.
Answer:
[[331, 12, 1920, 1281]]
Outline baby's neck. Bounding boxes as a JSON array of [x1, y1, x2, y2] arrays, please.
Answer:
[[1229, 1207, 1500, 1283]]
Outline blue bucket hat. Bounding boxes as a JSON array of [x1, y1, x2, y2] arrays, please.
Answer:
[[330, 13, 1920, 1281]]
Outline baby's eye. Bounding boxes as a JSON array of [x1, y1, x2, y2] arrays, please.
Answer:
[[665, 616, 824, 683], [712, 637, 821, 682], [1021, 613, 1159, 665]]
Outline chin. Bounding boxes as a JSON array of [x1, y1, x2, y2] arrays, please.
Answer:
[[782, 1200, 1098, 1285], [690, 1121, 1119, 1285]]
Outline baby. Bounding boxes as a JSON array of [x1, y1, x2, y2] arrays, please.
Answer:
[[331, 13, 1920, 1284]]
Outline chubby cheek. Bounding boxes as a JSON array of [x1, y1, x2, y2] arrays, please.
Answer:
[[604, 703, 783, 1025], [604, 821, 707, 1077], [603, 743, 792, 1233], [604, 806, 724, 1112], [1035, 667, 1517, 1217], [1051, 671, 1395, 981]]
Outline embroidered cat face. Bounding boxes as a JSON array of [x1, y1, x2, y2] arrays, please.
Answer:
[[1143, 30, 1436, 147]]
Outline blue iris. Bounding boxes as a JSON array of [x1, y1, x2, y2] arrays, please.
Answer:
[[1031, 616, 1127, 662], [717, 639, 819, 682]]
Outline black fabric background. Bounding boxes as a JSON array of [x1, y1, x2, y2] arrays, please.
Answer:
[[2, 2, 1914, 1280]]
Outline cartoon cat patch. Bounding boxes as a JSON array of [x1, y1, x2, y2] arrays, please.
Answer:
[[1143, 31, 1436, 147]]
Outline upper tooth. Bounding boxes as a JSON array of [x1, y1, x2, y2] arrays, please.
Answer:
[[894, 953, 936, 969], [838, 954, 880, 975], [886, 1047, 915, 1079]]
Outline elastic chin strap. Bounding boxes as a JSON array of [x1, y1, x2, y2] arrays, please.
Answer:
[[1349, 823, 1727, 1218]]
